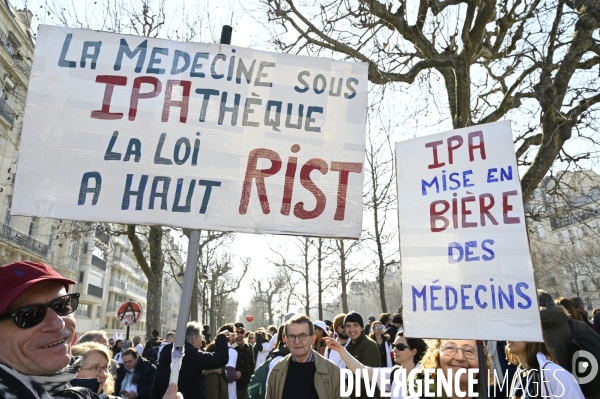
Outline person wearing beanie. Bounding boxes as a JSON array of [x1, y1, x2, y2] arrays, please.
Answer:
[[326, 313, 350, 369], [383, 314, 403, 344], [344, 311, 381, 399]]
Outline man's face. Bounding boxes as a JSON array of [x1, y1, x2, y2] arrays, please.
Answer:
[[109, 339, 114, 346], [269, 328, 277, 336], [345, 321, 363, 340], [248, 333, 255, 344], [0, 281, 76, 375], [122, 354, 138, 370], [336, 324, 348, 340], [235, 328, 245, 344], [284, 322, 314, 360], [167, 335, 175, 343], [133, 336, 140, 345]]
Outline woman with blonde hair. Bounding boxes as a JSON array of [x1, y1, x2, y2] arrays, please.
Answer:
[[505, 340, 584, 399], [414, 339, 496, 398], [72, 341, 117, 399]]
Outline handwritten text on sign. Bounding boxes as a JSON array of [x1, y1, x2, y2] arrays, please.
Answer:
[[12, 26, 367, 238], [396, 121, 542, 341]]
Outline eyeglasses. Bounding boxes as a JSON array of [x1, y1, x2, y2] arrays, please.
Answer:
[[440, 343, 478, 359], [374, 326, 384, 331], [394, 343, 410, 351], [81, 365, 109, 375], [0, 293, 80, 329], [286, 333, 310, 342]]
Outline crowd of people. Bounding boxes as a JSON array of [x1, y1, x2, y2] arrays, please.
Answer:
[[1, 261, 599, 399]]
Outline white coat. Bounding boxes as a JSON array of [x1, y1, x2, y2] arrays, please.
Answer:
[[509, 353, 584, 399]]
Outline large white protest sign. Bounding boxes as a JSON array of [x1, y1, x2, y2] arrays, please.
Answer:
[[12, 26, 367, 238], [396, 121, 543, 341]]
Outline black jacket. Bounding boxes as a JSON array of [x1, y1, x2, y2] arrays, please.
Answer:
[[383, 325, 398, 343], [149, 334, 229, 399], [115, 357, 156, 399], [234, 341, 255, 389]]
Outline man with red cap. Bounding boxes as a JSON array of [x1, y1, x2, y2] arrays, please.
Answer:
[[0, 261, 183, 399], [0, 261, 95, 398]]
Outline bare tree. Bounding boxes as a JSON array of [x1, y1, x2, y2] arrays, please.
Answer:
[[250, 271, 288, 324], [364, 122, 399, 312], [332, 239, 363, 313], [265, 0, 600, 201], [271, 237, 316, 315]]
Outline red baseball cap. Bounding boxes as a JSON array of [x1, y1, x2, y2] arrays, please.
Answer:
[[0, 261, 76, 314]]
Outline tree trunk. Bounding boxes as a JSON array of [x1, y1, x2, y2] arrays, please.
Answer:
[[372, 181, 388, 313], [190, 267, 199, 321], [317, 239, 323, 320], [303, 239, 310, 315], [339, 240, 349, 313], [146, 226, 164, 340], [209, 285, 216, 331]]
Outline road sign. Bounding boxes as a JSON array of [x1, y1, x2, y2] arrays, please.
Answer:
[[117, 301, 143, 326]]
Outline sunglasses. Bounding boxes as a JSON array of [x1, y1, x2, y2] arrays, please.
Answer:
[[394, 343, 410, 351], [0, 293, 79, 329], [236, 329, 245, 335]]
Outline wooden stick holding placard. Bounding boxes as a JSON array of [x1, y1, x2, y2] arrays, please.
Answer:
[[169, 26, 234, 387]]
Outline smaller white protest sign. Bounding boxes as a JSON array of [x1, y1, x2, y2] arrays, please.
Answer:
[[396, 121, 542, 341]]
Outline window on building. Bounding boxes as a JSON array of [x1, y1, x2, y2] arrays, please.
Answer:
[[78, 272, 84, 283], [88, 271, 104, 288], [582, 280, 589, 291], [69, 240, 78, 258], [570, 282, 577, 292], [82, 242, 88, 254], [28, 217, 38, 237], [96, 306, 101, 318], [537, 225, 546, 239], [558, 233, 565, 244], [585, 297, 593, 310], [93, 246, 105, 260], [75, 303, 91, 318], [4, 208, 10, 225], [547, 276, 557, 286]]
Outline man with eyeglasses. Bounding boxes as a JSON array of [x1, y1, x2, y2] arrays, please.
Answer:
[[233, 322, 255, 399], [0, 262, 94, 398], [115, 347, 156, 398], [266, 314, 340, 399]]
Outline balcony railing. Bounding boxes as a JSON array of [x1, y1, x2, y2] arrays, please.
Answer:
[[95, 230, 110, 245], [127, 282, 147, 297], [110, 277, 125, 289], [0, 29, 31, 77], [0, 96, 15, 126], [549, 208, 600, 230], [91, 254, 107, 271], [87, 284, 103, 298], [0, 222, 49, 257]]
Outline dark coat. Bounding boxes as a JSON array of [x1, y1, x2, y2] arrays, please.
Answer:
[[540, 305, 593, 371], [114, 357, 156, 399], [234, 341, 255, 389], [346, 332, 381, 399], [383, 325, 398, 343], [149, 334, 229, 399]]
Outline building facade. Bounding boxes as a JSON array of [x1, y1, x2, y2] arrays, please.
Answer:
[[0, 0, 180, 340], [528, 170, 600, 312]]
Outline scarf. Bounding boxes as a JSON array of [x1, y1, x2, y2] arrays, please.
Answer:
[[0, 357, 97, 399]]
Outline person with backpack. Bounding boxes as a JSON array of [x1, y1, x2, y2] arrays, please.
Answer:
[[538, 290, 600, 398], [248, 326, 289, 399], [506, 340, 584, 399], [143, 329, 163, 363]]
